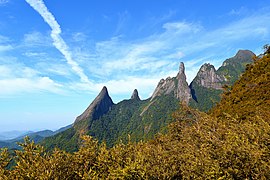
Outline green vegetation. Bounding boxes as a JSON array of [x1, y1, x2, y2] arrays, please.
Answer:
[[41, 127, 79, 152], [42, 94, 179, 151], [189, 82, 222, 112]]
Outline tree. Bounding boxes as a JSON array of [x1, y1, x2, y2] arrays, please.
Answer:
[[263, 44, 270, 55]]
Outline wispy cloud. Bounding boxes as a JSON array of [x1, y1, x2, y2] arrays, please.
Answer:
[[0, 62, 63, 96], [0, 45, 13, 52], [77, 9, 270, 88], [25, 0, 90, 83], [0, 77, 63, 96], [0, 35, 10, 43], [114, 10, 130, 35], [23, 31, 52, 47], [0, 0, 9, 6], [23, 52, 47, 57]]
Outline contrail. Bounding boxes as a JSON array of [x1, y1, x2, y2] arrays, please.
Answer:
[[25, 0, 90, 83]]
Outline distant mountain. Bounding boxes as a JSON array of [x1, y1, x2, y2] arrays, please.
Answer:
[[41, 50, 255, 152], [0, 125, 72, 149], [0, 130, 32, 141]]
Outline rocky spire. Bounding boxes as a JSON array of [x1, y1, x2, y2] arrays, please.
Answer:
[[151, 62, 191, 104], [74, 86, 114, 124], [131, 89, 140, 100], [176, 62, 191, 104], [179, 62, 185, 74]]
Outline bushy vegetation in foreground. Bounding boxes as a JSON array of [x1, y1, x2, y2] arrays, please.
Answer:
[[0, 106, 269, 179], [0, 53, 269, 179]]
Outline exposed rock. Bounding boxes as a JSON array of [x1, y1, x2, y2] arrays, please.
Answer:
[[131, 89, 140, 100], [189, 50, 255, 112], [192, 63, 225, 90], [151, 62, 191, 104], [74, 86, 114, 124], [176, 62, 192, 103]]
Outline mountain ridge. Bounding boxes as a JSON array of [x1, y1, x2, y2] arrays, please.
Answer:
[[41, 49, 255, 151]]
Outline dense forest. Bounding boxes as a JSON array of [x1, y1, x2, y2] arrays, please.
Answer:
[[0, 50, 269, 179]]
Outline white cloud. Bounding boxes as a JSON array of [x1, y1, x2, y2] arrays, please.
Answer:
[[70, 76, 161, 100], [25, 0, 90, 83], [35, 62, 72, 77], [0, 35, 10, 43], [0, 45, 13, 52], [72, 32, 88, 42], [23, 31, 51, 47], [0, 77, 63, 96], [15, 4, 270, 99], [0, 0, 8, 5], [23, 52, 47, 57], [0, 62, 64, 96], [163, 22, 200, 33], [83, 11, 270, 89]]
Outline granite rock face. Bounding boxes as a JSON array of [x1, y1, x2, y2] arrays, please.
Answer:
[[192, 63, 225, 90], [176, 62, 192, 103], [151, 62, 191, 104], [74, 86, 114, 124], [189, 49, 255, 112]]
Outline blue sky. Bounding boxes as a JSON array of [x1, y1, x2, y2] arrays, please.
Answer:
[[0, 0, 270, 132]]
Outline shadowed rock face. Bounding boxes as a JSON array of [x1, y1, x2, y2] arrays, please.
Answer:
[[131, 89, 140, 100], [74, 86, 114, 124], [151, 62, 191, 104]]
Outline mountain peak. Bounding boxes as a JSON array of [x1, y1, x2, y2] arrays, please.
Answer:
[[74, 86, 114, 125], [131, 89, 140, 100], [100, 86, 109, 97], [179, 62, 185, 74], [235, 50, 255, 59], [151, 62, 191, 103], [222, 50, 255, 67]]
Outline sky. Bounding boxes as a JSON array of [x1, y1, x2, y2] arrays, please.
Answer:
[[0, 0, 270, 132]]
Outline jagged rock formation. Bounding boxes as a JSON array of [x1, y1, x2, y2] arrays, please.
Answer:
[[151, 62, 191, 104], [192, 63, 225, 90], [189, 50, 255, 111], [42, 49, 256, 152], [74, 86, 114, 124], [176, 63, 192, 103], [131, 89, 140, 100]]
